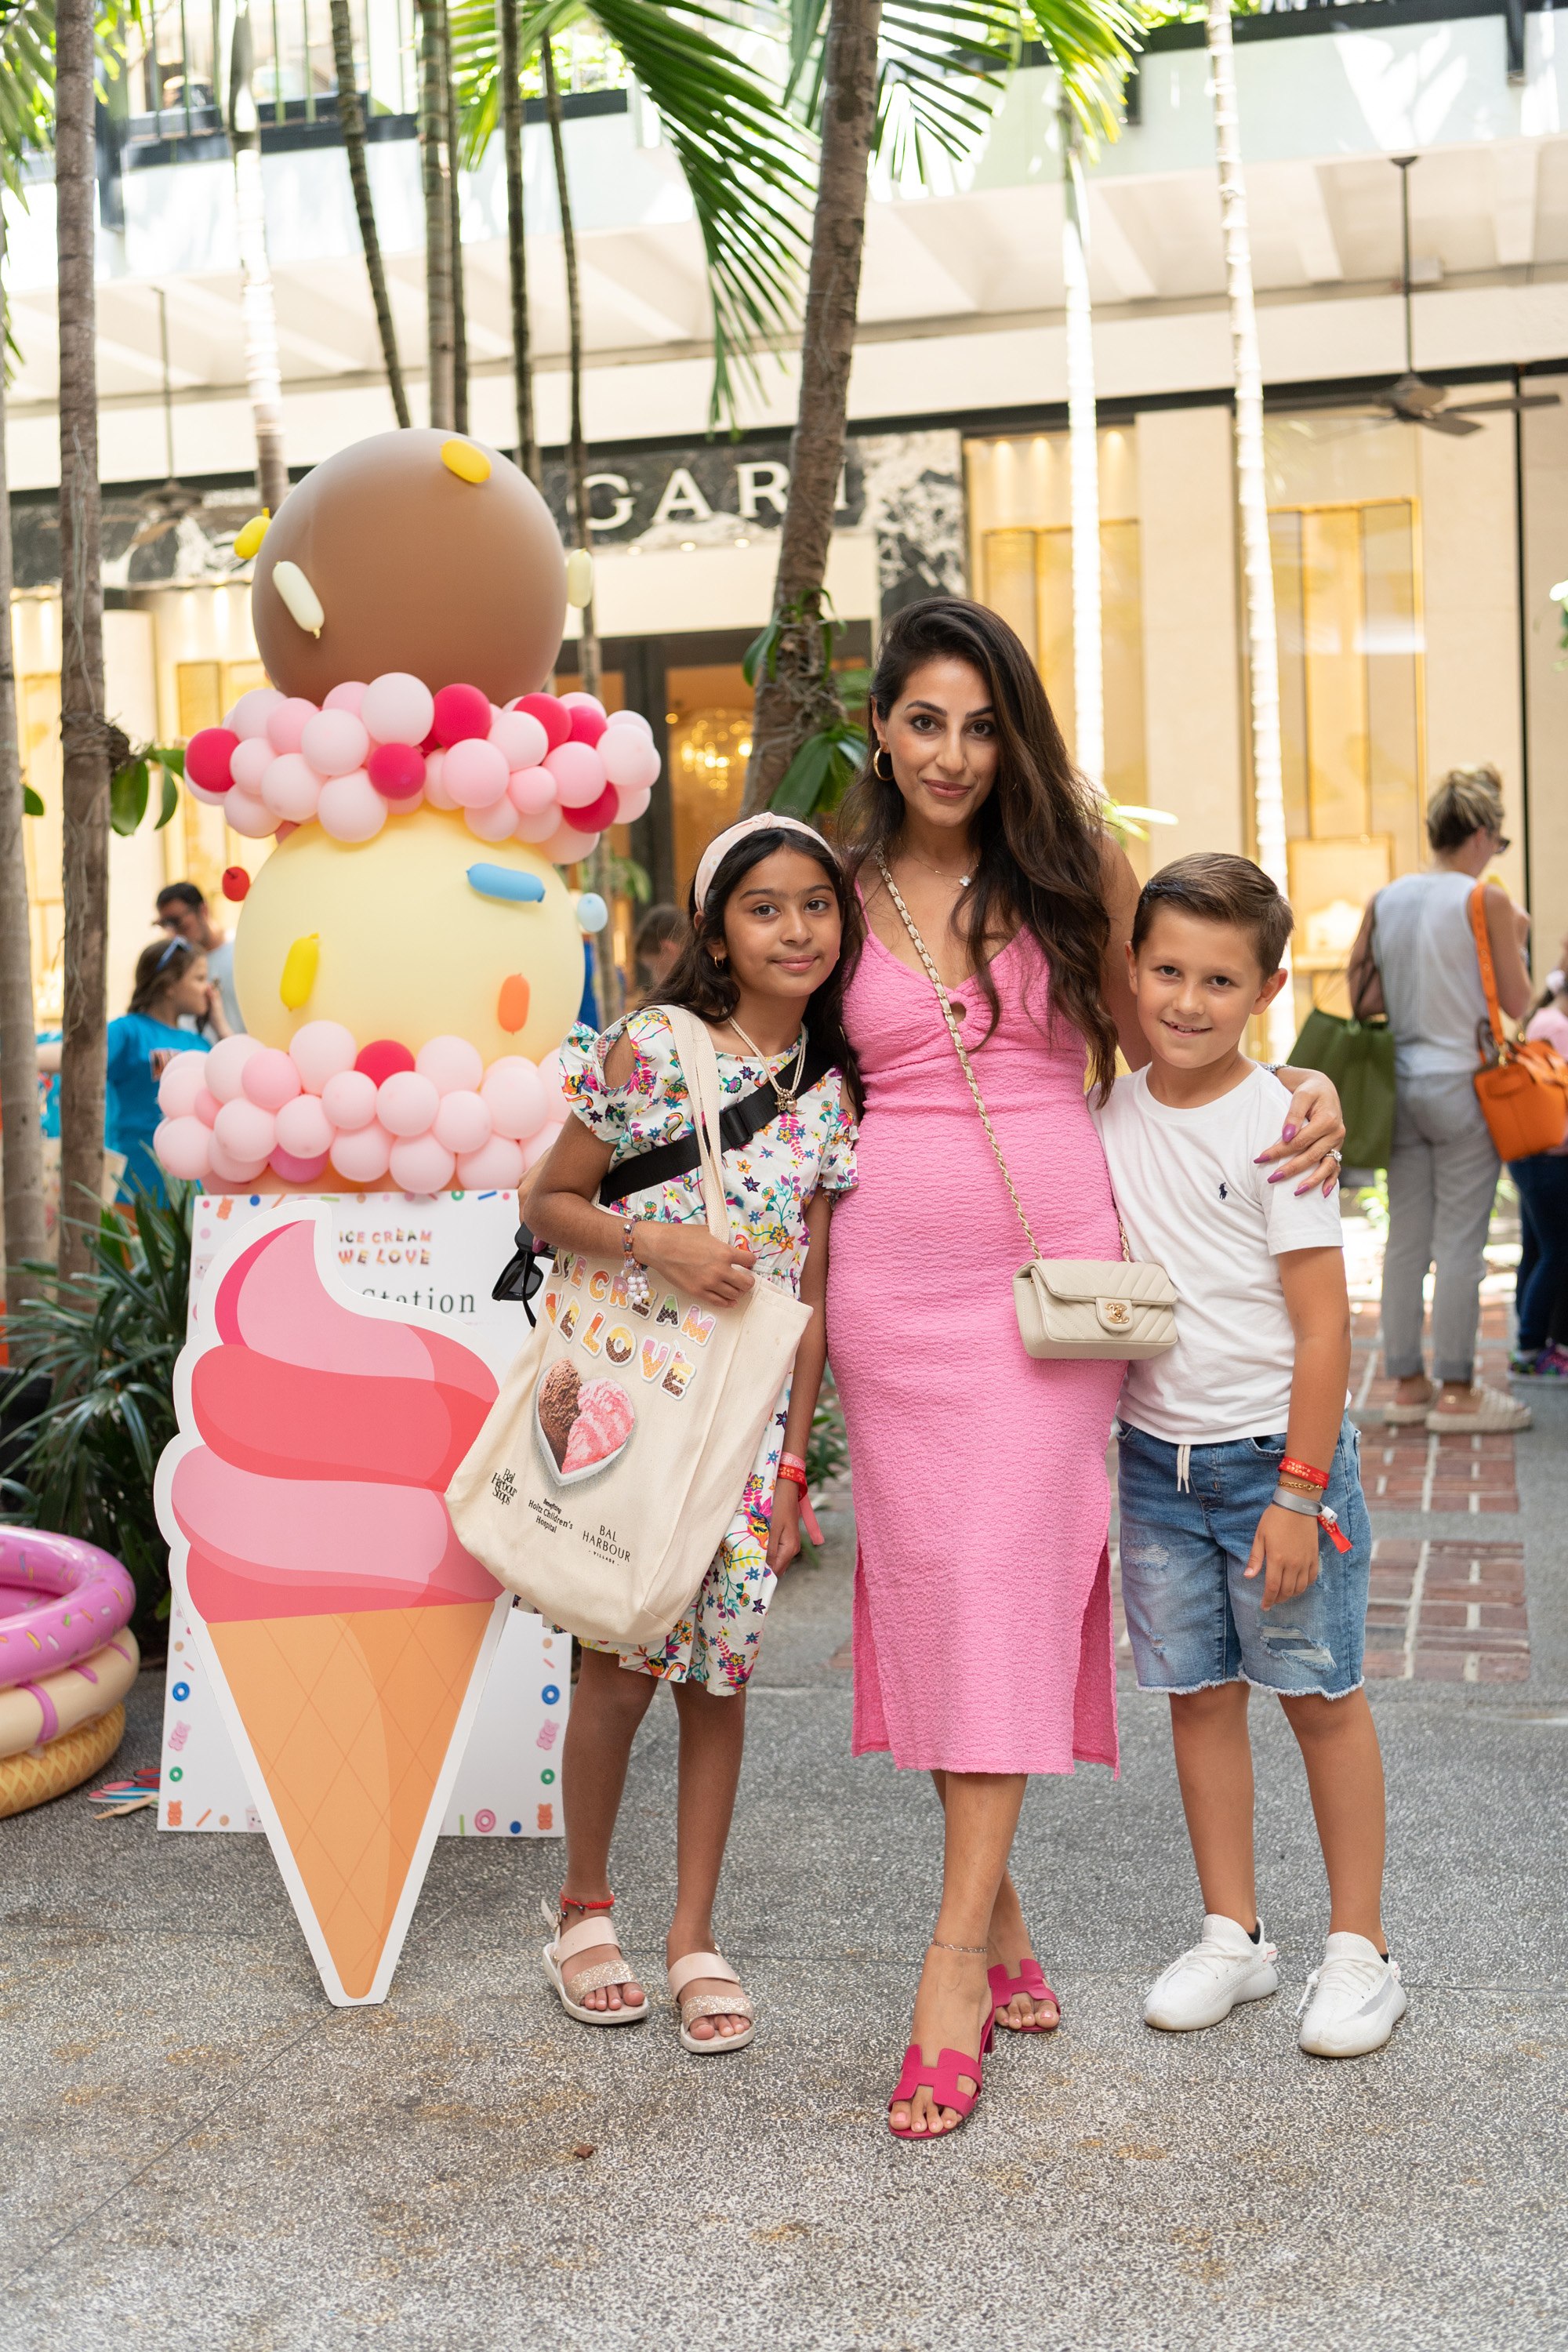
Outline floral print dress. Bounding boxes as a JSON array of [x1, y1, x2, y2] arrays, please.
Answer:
[[558, 1007, 858, 1691]]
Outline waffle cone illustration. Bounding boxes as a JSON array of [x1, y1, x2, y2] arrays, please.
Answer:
[[160, 1212, 506, 2004]]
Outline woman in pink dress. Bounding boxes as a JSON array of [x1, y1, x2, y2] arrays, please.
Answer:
[[826, 597, 1346, 2139]]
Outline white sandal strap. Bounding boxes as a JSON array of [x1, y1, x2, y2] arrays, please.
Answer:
[[679, 1990, 754, 2024], [666, 1949, 739, 1998], [554, 1911, 626, 1965], [566, 1958, 637, 1996]]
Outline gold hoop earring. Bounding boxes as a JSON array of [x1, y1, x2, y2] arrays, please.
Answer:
[[874, 744, 895, 783]]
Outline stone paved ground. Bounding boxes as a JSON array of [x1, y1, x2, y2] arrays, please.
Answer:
[[2, 1290, 1566, 2351]]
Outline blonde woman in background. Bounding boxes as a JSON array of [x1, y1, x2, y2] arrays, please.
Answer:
[[1347, 765, 1534, 1434]]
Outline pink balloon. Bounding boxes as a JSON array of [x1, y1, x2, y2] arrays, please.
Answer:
[[260, 753, 322, 824], [599, 724, 662, 792], [317, 771, 387, 842], [225, 787, 275, 840], [329, 1120, 394, 1184], [193, 1087, 220, 1129], [157, 1050, 212, 1120], [578, 784, 621, 834], [288, 1018, 358, 1093], [367, 742, 426, 800], [230, 735, 274, 792], [213, 1098, 277, 1163], [301, 709, 371, 778], [506, 764, 557, 817], [389, 1134, 456, 1195], [521, 1120, 564, 1171], [489, 709, 550, 771], [432, 1088, 493, 1155], [561, 691, 608, 721], [544, 740, 608, 809], [321, 1068, 379, 1131], [274, 1093, 335, 1159], [443, 736, 510, 810], [206, 1033, 265, 1105], [377, 1069, 441, 1138], [269, 1148, 331, 1185], [615, 784, 652, 824], [604, 709, 654, 739], [225, 686, 284, 741], [456, 1134, 524, 1189], [416, 1035, 485, 1094], [240, 1047, 303, 1112], [421, 748, 458, 811], [361, 672, 435, 746], [481, 1056, 548, 1141], [206, 1136, 269, 1186], [512, 693, 570, 752], [154, 1115, 212, 1181], [535, 1046, 565, 1104], [464, 799, 518, 844], [566, 706, 608, 748], [541, 819, 600, 864], [265, 696, 318, 754], [323, 680, 368, 714], [512, 807, 561, 846]]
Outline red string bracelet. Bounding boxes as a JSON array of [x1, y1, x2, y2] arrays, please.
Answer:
[[1280, 1457, 1329, 1490], [776, 1455, 823, 1545]]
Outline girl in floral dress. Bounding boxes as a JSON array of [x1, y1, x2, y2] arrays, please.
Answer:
[[525, 817, 859, 2052]]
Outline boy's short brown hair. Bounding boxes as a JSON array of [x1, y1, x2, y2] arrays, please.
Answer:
[[1132, 853, 1294, 978]]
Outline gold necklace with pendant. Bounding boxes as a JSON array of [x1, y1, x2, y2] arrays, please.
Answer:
[[724, 1016, 808, 1109]]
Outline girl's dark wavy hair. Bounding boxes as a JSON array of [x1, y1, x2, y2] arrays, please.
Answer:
[[129, 935, 197, 1016], [650, 824, 865, 1116], [838, 596, 1118, 1098]]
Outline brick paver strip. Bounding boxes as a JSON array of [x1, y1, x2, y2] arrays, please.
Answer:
[[1364, 1538, 1530, 1683]]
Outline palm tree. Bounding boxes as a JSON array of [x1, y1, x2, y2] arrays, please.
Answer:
[[329, 0, 412, 426], [55, 0, 111, 1285], [420, 0, 456, 426], [227, 0, 289, 514], [498, 0, 538, 482], [1205, 0, 1294, 1056], [741, 0, 1140, 814], [444, 5, 470, 431], [542, 36, 599, 699], [0, 6, 53, 1310], [1060, 100, 1101, 791]]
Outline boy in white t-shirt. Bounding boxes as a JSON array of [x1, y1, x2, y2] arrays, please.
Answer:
[[1094, 853, 1403, 2060]]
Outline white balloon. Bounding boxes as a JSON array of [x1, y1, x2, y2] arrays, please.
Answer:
[[317, 770, 388, 842], [224, 786, 276, 839]]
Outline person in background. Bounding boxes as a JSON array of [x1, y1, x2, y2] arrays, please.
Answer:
[[37, 936, 229, 1208], [1347, 764, 1534, 1435], [1508, 937, 1568, 1378], [156, 881, 244, 1034], [633, 903, 686, 997]]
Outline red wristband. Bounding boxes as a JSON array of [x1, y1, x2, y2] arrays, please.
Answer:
[[1280, 1457, 1328, 1490], [774, 1460, 822, 1545]]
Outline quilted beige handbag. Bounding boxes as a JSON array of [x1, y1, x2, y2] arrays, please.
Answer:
[[875, 853, 1178, 1363]]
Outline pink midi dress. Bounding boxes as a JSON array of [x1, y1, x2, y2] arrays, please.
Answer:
[[827, 925, 1126, 1775]]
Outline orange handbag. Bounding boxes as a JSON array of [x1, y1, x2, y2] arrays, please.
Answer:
[[1468, 884, 1568, 1160]]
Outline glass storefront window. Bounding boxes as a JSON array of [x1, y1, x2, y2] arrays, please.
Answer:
[[665, 662, 753, 899]]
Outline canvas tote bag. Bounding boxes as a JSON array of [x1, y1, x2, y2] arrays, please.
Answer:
[[446, 1006, 811, 1647]]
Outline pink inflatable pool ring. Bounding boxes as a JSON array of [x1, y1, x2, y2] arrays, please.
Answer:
[[0, 1529, 137, 1684]]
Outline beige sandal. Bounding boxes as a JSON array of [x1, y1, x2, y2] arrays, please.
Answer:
[[540, 1896, 647, 2027], [667, 1950, 755, 2054]]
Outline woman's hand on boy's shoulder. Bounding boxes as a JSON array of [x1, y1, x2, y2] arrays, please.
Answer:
[[1255, 1067, 1346, 1196]]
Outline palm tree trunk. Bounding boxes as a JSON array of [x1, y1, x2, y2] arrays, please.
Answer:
[[420, 0, 455, 428], [330, 0, 410, 428], [443, 0, 469, 434], [543, 38, 599, 702], [228, 0, 289, 513], [0, 210, 49, 1314], [1062, 103, 1102, 792], [742, 0, 882, 814], [55, 0, 111, 1284], [499, 0, 538, 483], [1206, 0, 1294, 1056]]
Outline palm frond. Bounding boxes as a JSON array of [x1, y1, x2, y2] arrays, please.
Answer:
[[873, 0, 1020, 179]]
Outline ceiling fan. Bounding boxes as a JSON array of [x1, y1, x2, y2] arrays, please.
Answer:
[[126, 288, 205, 549], [1276, 155, 1559, 435]]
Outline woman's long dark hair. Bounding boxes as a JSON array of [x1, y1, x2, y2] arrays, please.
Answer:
[[651, 824, 864, 1116], [838, 596, 1118, 1098]]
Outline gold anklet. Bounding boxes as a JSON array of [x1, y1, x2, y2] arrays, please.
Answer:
[[929, 1937, 988, 1957]]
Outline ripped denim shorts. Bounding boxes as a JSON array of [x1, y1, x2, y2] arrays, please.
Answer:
[[1114, 1415, 1370, 1699]]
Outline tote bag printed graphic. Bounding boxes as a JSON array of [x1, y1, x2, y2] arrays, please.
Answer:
[[447, 1009, 811, 1648]]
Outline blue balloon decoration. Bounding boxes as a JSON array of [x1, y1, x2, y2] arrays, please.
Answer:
[[466, 862, 546, 904]]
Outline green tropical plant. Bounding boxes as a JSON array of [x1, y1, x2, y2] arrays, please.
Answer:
[[0, 1186, 193, 1637], [109, 741, 185, 837]]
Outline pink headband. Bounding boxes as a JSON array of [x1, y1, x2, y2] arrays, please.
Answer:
[[693, 813, 834, 913]]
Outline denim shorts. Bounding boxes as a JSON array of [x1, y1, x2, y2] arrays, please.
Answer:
[[1115, 1415, 1370, 1699]]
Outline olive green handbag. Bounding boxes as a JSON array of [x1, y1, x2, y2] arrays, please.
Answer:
[[1288, 1007, 1396, 1172]]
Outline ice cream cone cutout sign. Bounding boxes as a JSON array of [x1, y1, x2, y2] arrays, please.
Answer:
[[155, 1205, 512, 2005]]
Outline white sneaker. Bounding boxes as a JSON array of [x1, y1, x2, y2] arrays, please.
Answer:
[[1143, 1913, 1279, 2032], [1296, 1933, 1407, 2057]]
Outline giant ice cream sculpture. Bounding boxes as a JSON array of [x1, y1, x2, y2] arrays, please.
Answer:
[[151, 430, 658, 1999]]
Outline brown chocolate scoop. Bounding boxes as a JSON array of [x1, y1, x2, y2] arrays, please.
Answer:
[[252, 429, 567, 704], [538, 1359, 582, 1469]]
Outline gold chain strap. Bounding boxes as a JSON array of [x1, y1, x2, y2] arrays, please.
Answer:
[[874, 851, 1044, 1263]]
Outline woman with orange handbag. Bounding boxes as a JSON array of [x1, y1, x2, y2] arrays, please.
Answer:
[[1508, 947, 1568, 1378], [1346, 765, 1535, 1435]]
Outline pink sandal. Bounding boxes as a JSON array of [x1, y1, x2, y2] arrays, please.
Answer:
[[887, 2016, 994, 2140], [989, 1956, 1061, 2034]]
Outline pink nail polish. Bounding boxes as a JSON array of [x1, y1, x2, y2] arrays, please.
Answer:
[[1283, 1123, 1298, 1142]]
